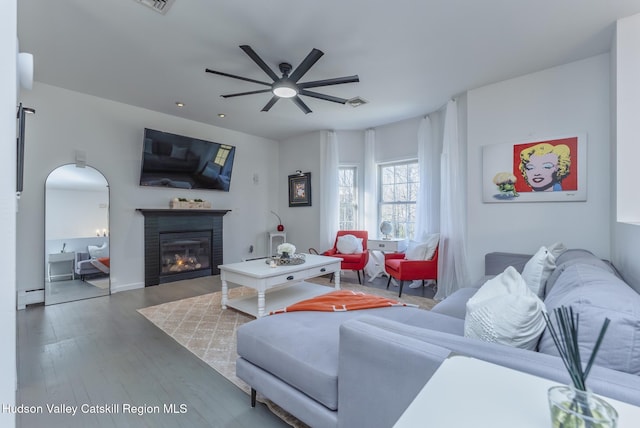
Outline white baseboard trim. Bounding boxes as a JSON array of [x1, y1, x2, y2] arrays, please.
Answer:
[[17, 289, 44, 310], [110, 282, 144, 293]]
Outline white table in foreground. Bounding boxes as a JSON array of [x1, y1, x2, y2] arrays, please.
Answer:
[[218, 254, 341, 317], [393, 355, 640, 428]]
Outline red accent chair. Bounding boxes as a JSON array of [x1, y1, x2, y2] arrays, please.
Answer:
[[385, 246, 438, 297], [322, 230, 369, 284]]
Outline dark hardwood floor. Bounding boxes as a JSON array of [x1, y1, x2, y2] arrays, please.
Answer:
[[16, 270, 434, 427]]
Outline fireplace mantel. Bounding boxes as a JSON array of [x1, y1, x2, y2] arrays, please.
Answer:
[[137, 208, 230, 286], [136, 208, 231, 217]]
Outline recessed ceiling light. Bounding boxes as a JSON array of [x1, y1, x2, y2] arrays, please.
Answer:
[[218, 113, 226, 118], [175, 102, 184, 107]]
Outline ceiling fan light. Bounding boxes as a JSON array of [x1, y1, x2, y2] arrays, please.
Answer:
[[273, 81, 298, 98]]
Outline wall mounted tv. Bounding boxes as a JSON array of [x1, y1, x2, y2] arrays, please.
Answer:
[[139, 128, 236, 191]]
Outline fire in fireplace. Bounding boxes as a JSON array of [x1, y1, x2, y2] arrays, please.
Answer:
[[160, 231, 211, 277]]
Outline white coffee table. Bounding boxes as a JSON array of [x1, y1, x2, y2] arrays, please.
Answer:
[[218, 254, 341, 317], [394, 355, 640, 428]]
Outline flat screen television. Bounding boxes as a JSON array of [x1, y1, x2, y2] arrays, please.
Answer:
[[139, 128, 236, 191]]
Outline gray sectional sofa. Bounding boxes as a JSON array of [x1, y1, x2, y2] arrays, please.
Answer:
[[236, 249, 640, 428]]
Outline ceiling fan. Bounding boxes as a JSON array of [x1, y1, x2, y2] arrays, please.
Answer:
[[205, 45, 359, 114]]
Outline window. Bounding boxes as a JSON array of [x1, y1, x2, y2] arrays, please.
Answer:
[[339, 166, 358, 230], [379, 161, 419, 239]]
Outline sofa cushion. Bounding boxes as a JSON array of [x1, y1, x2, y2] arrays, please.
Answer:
[[521, 246, 556, 297], [464, 267, 546, 350], [543, 250, 618, 297], [431, 287, 478, 320], [539, 262, 640, 375], [236, 306, 460, 411]]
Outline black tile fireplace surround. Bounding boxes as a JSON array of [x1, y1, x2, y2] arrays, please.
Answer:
[[137, 209, 230, 286]]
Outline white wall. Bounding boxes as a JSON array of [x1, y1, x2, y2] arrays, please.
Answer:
[[375, 117, 421, 163], [611, 14, 640, 292], [278, 131, 322, 253], [1, 1, 17, 425], [18, 83, 279, 296], [46, 188, 108, 239], [466, 54, 612, 281]]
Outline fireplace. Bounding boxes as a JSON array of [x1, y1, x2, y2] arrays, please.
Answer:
[[160, 231, 211, 277], [137, 209, 230, 286]]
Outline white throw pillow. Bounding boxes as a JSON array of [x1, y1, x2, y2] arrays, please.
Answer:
[[88, 242, 108, 258], [521, 246, 556, 297], [404, 240, 428, 260], [464, 266, 547, 350], [547, 241, 567, 259], [336, 234, 361, 254], [423, 233, 440, 260]]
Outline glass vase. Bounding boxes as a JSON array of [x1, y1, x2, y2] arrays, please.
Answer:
[[280, 251, 290, 259], [548, 385, 618, 428]]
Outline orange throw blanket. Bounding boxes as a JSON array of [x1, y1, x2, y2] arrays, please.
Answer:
[[269, 290, 416, 315], [98, 257, 110, 267]]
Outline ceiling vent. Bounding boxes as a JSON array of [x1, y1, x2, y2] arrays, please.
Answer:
[[133, 0, 175, 14], [346, 96, 368, 108]]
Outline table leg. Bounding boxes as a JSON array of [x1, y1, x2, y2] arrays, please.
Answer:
[[221, 275, 228, 310], [257, 291, 265, 317], [368, 250, 389, 282], [334, 270, 341, 290]]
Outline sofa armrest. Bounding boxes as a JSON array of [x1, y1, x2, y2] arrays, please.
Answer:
[[75, 252, 90, 262], [337, 317, 451, 428], [484, 252, 532, 275]]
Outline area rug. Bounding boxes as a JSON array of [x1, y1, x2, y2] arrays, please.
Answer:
[[86, 277, 109, 289], [137, 280, 436, 427]]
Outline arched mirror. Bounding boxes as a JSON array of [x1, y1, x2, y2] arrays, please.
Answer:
[[45, 164, 110, 305]]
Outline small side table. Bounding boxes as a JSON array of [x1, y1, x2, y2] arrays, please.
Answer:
[[367, 238, 403, 282], [268, 231, 286, 257], [47, 252, 76, 282]]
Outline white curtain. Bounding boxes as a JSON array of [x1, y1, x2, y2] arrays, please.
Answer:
[[363, 129, 377, 277], [363, 129, 377, 236], [319, 130, 340, 251], [414, 116, 441, 241], [436, 99, 470, 300]]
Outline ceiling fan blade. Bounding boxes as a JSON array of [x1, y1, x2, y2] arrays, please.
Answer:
[[289, 48, 324, 82], [261, 96, 280, 112], [299, 90, 348, 104], [206, 68, 271, 86], [240, 45, 279, 81], [291, 96, 312, 114], [298, 75, 360, 89], [221, 89, 272, 98]]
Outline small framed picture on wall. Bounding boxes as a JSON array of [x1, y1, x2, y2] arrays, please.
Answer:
[[288, 172, 311, 207]]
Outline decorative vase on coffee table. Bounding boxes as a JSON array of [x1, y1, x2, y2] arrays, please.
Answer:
[[280, 252, 289, 259]]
